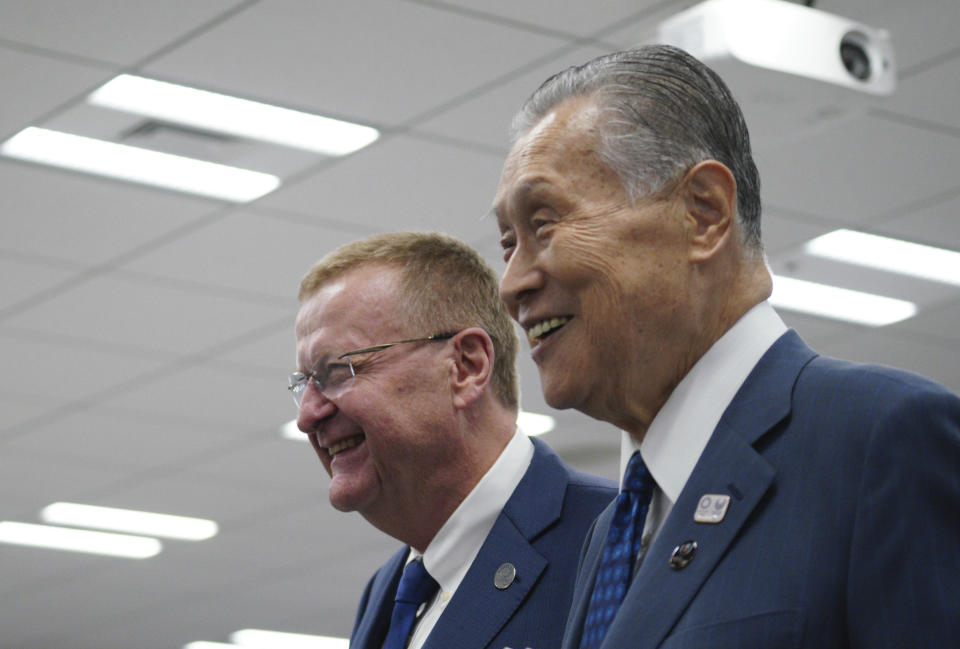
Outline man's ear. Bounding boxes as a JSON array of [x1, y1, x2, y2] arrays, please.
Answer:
[[680, 160, 737, 263], [449, 328, 495, 410]]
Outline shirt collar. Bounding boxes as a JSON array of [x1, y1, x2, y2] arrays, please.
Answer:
[[624, 301, 788, 502], [415, 428, 534, 594]]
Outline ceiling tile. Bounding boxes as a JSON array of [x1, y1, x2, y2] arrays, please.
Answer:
[[818, 329, 960, 394], [112, 363, 292, 430], [0, 451, 146, 513], [759, 209, 834, 256], [0, 44, 110, 137], [0, 0, 246, 65], [0, 331, 169, 405], [5, 408, 239, 471], [434, 0, 668, 37], [759, 112, 960, 223], [143, 0, 567, 126], [216, 326, 296, 374], [123, 210, 362, 299], [884, 56, 960, 132], [415, 45, 609, 151], [890, 298, 960, 345], [3, 273, 288, 356], [0, 255, 74, 306], [875, 190, 960, 250], [601, 0, 702, 48], [0, 391, 56, 433], [174, 432, 323, 491], [0, 159, 221, 266], [260, 135, 506, 244], [777, 309, 865, 350]]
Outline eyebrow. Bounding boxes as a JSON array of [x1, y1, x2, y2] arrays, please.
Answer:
[[492, 179, 549, 225]]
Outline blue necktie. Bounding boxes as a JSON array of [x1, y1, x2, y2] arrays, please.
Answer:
[[383, 558, 439, 649], [579, 451, 654, 649]]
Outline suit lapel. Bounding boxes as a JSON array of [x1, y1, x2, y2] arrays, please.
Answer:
[[350, 549, 406, 649], [599, 331, 816, 649], [561, 502, 615, 649], [423, 439, 567, 649]]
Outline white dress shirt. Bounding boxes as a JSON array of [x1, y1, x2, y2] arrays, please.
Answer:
[[621, 301, 788, 556], [401, 428, 535, 649]]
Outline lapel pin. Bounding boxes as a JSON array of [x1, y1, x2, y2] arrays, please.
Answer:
[[693, 493, 730, 524], [669, 540, 698, 570], [494, 562, 517, 590]]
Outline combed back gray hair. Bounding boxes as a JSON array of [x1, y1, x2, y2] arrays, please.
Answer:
[[511, 44, 762, 250]]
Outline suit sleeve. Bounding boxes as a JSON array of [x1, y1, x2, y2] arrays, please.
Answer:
[[846, 384, 960, 648]]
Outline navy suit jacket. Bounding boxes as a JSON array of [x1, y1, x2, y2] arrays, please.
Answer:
[[350, 437, 617, 649], [562, 330, 960, 649]]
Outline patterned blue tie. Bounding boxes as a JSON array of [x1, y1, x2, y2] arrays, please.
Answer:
[[579, 451, 654, 649], [383, 558, 439, 649]]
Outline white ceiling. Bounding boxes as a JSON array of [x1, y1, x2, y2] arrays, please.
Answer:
[[1, 1, 958, 647]]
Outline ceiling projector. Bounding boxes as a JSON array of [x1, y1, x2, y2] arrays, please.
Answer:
[[657, 0, 896, 142]]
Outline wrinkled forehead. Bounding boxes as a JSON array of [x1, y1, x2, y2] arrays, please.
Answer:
[[494, 98, 610, 219]]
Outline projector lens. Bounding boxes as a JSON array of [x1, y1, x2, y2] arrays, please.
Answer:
[[840, 32, 871, 81]]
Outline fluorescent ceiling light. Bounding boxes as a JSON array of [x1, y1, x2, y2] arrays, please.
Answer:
[[89, 74, 379, 156], [805, 228, 960, 287], [282, 419, 306, 441], [231, 629, 348, 649], [41, 502, 217, 541], [770, 274, 917, 326], [1, 127, 280, 202], [0, 521, 161, 559], [284, 411, 555, 441], [517, 410, 556, 436]]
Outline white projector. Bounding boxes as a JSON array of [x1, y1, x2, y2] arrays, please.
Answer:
[[657, 0, 896, 143]]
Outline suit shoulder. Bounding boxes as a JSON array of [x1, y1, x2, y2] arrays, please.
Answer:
[[563, 467, 618, 511], [801, 354, 959, 407], [792, 353, 960, 457], [565, 467, 617, 492]]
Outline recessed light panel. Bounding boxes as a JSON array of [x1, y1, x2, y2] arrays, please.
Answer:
[[517, 411, 556, 436], [805, 229, 960, 287], [89, 74, 379, 156], [230, 629, 348, 649], [41, 502, 218, 541], [284, 411, 556, 441], [770, 274, 917, 326], [0, 521, 161, 559], [1, 127, 280, 202]]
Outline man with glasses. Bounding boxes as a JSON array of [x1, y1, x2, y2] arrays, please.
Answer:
[[291, 231, 616, 649]]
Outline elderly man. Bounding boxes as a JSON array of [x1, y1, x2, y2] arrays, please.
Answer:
[[292, 232, 615, 649], [492, 45, 960, 649]]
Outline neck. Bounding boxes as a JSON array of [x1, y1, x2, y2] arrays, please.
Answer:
[[618, 258, 771, 444]]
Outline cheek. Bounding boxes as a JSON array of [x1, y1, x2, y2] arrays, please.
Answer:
[[552, 225, 633, 306]]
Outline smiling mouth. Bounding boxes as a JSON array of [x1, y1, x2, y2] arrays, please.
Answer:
[[328, 434, 365, 456], [528, 316, 570, 345]]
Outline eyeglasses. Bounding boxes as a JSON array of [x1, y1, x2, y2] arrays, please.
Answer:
[[288, 332, 457, 408]]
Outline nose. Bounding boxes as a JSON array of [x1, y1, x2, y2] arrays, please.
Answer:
[[499, 244, 544, 319], [296, 384, 338, 435]]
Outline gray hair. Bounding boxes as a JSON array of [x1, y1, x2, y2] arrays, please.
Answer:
[[511, 45, 762, 251]]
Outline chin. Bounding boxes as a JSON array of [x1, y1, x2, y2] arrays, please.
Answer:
[[540, 377, 583, 413], [326, 476, 376, 514]]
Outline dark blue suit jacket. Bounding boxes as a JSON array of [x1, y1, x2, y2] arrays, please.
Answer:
[[562, 330, 960, 649], [350, 437, 617, 649]]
